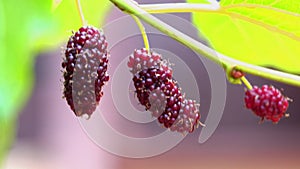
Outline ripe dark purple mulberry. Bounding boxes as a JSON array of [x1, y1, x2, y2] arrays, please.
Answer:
[[128, 48, 203, 133], [244, 85, 289, 123], [62, 26, 109, 117], [133, 68, 182, 128]]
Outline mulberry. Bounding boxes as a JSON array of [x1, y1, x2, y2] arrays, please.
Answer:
[[62, 26, 109, 117]]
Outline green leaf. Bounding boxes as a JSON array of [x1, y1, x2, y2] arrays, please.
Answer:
[[188, 0, 300, 74], [0, 117, 16, 165], [34, 0, 112, 51]]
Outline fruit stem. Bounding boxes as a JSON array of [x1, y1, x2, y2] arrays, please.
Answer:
[[131, 15, 150, 52], [75, 0, 86, 26], [140, 3, 220, 13], [241, 76, 253, 90], [109, 0, 300, 88]]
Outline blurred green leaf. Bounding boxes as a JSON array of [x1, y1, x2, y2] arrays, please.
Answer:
[[0, 0, 111, 164], [188, 0, 300, 73], [0, 117, 16, 165], [34, 0, 112, 50]]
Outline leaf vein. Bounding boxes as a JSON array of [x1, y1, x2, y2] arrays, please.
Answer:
[[219, 10, 300, 42]]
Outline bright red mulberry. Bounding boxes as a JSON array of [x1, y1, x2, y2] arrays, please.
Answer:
[[62, 26, 109, 117], [244, 85, 289, 123]]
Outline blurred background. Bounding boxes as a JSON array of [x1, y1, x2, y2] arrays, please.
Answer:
[[1, 0, 300, 169]]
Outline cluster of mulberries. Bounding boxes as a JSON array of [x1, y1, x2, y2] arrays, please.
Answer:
[[128, 48, 203, 133], [62, 26, 109, 117], [61, 26, 292, 132]]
